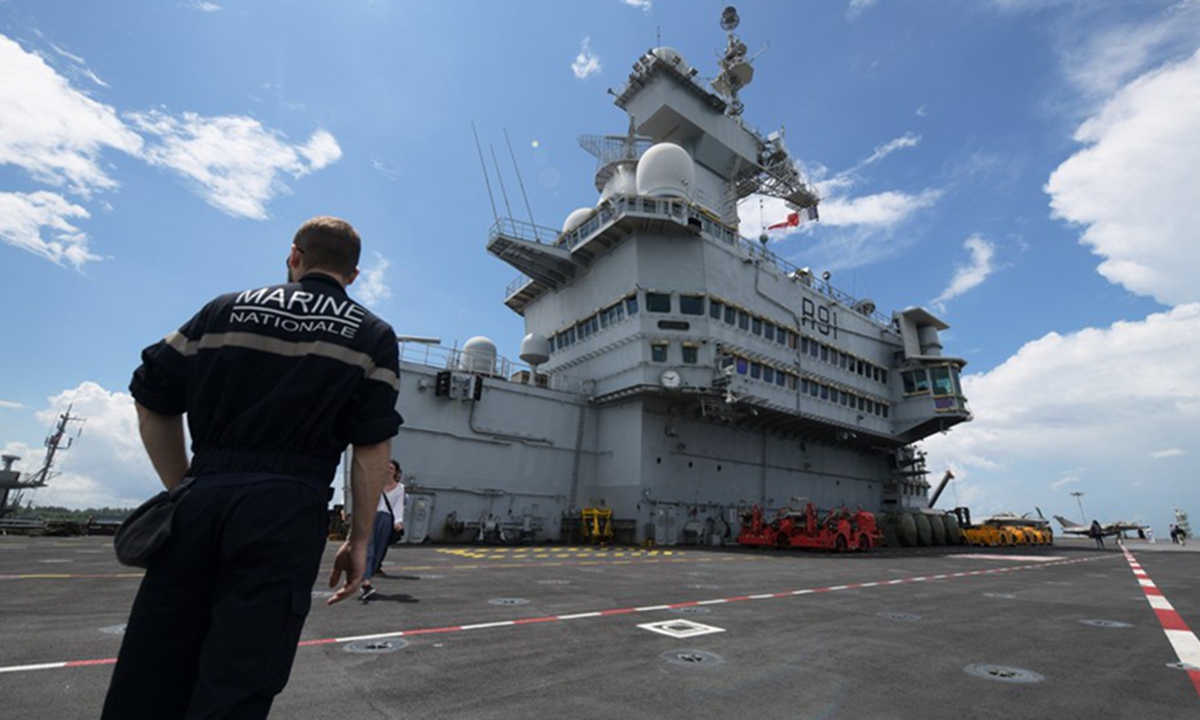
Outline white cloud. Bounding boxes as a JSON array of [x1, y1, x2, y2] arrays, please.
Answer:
[[1151, 448, 1186, 459], [817, 188, 942, 228], [3, 382, 158, 509], [622, 0, 652, 11], [0, 400, 26, 410], [826, 133, 922, 193], [932, 234, 997, 308], [572, 38, 602, 80], [371, 158, 399, 181], [0, 34, 143, 196], [860, 133, 921, 168], [49, 42, 110, 88], [0, 191, 98, 268], [1046, 48, 1200, 306], [299, 128, 341, 170], [126, 110, 343, 220], [354, 251, 391, 307], [187, 1, 223, 11], [1051, 474, 1082, 491], [1057, 1, 1200, 100], [847, 0, 878, 20], [922, 303, 1200, 525]]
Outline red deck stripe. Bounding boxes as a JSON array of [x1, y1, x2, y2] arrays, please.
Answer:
[[1155, 609, 1190, 633], [63, 659, 116, 668], [1122, 548, 1200, 700], [0, 554, 1110, 676]]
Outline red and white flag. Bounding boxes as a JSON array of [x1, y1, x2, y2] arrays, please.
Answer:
[[766, 206, 818, 230], [767, 212, 799, 230]]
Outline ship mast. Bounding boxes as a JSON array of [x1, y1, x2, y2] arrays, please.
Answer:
[[0, 405, 85, 517]]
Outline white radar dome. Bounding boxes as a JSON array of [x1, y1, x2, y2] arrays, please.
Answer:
[[519, 333, 551, 368], [459, 336, 497, 374], [562, 207, 594, 234], [651, 46, 692, 74], [635, 142, 694, 201]]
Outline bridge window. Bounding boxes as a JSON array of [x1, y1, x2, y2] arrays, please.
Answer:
[[709, 299, 722, 319], [737, 310, 749, 330], [625, 296, 639, 315], [930, 366, 956, 396], [902, 369, 930, 395], [762, 366, 775, 384], [764, 323, 776, 342], [680, 295, 704, 315], [682, 344, 698, 364], [651, 342, 668, 363], [750, 362, 762, 380], [647, 292, 672, 313]]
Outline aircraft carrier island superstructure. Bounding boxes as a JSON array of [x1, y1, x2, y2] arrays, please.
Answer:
[[381, 8, 971, 547]]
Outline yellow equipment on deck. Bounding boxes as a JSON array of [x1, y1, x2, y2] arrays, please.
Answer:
[[581, 508, 614, 545]]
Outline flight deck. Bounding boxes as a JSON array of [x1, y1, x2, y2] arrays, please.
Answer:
[[1, 536, 1197, 719]]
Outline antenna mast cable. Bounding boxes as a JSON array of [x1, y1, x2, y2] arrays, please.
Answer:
[[471, 120, 500, 223], [504, 128, 541, 242]]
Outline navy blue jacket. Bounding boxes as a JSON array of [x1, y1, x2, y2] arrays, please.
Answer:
[[130, 273, 402, 484]]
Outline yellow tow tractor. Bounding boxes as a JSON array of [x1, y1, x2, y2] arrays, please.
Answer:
[[952, 508, 1054, 546]]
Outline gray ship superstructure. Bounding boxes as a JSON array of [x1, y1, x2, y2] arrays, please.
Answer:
[[383, 9, 971, 546]]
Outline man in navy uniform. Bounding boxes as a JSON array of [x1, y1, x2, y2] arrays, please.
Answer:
[[102, 216, 402, 719]]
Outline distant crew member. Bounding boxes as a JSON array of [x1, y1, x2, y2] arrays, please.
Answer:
[[1090, 519, 1105, 550], [361, 459, 406, 599], [102, 216, 402, 719]]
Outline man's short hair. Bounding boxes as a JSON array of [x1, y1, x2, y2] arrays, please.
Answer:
[[293, 216, 361, 277]]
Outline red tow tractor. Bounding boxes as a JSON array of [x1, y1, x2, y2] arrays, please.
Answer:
[[737, 499, 881, 552]]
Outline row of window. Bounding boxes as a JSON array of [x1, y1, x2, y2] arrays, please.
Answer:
[[706, 297, 887, 386], [650, 340, 699, 365], [900, 365, 962, 397], [717, 353, 890, 419], [546, 291, 888, 390], [549, 295, 639, 353]]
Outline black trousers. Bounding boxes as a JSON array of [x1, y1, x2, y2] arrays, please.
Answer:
[[101, 477, 329, 720]]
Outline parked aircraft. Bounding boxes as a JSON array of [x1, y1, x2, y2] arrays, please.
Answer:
[[1054, 516, 1143, 537]]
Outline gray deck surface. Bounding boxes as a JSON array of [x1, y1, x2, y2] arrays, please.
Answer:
[[1, 536, 1197, 719]]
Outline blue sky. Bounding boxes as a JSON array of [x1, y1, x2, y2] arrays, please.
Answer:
[[2, 1, 1197, 535]]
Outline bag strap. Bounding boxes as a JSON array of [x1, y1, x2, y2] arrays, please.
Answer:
[[381, 489, 395, 517]]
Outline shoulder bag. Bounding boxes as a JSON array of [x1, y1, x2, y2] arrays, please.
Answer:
[[114, 477, 196, 568]]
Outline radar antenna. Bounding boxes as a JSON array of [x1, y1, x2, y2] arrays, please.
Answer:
[[578, 117, 654, 194], [577, 117, 653, 165], [712, 8, 820, 212], [712, 6, 754, 116]]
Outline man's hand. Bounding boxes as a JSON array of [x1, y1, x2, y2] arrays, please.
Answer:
[[326, 539, 368, 605]]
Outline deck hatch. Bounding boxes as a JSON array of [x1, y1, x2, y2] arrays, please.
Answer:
[[639, 619, 726, 638], [964, 664, 1044, 684]]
